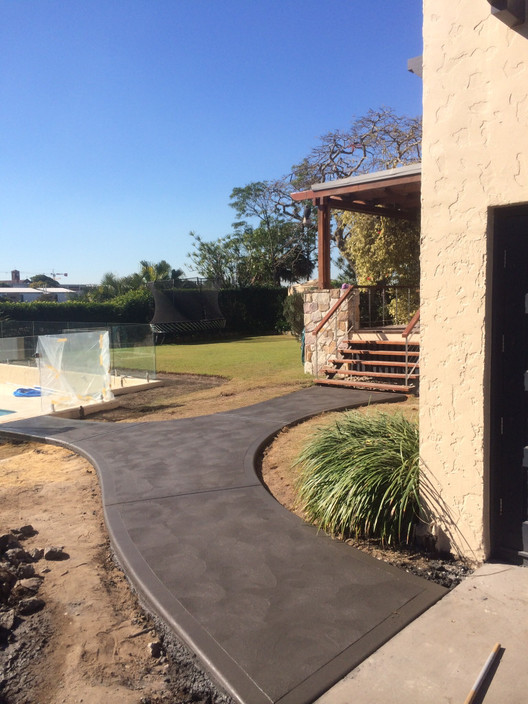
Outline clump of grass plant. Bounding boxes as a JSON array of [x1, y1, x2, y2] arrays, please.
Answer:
[[295, 410, 420, 545]]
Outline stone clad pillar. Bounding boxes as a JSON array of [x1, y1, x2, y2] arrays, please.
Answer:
[[303, 288, 359, 375]]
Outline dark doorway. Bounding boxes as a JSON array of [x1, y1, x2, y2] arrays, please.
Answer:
[[490, 206, 528, 561]]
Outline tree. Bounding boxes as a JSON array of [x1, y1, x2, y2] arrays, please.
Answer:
[[87, 260, 185, 301], [339, 212, 420, 285], [188, 107, 421, 288], [29, 274, 61, 288], [188, 232, 247, 288], [289, 106, 422, 190], [188, 183, 317, 288], [287, 107, 422, 282], [139, 259, 172, 283]]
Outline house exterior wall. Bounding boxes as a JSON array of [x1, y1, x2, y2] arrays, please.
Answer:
[[421, 0, 528, 559]]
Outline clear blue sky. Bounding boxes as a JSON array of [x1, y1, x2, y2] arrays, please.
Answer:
[[1, 0, 422, 285]]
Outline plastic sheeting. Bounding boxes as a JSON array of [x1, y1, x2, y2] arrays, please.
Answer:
[[37, 330, 114, 410]]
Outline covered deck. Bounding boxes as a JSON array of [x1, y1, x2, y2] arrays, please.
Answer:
[[291, 162, 421, 288]]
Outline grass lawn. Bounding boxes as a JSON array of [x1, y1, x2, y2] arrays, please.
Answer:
[[154, 334, 307, 385]]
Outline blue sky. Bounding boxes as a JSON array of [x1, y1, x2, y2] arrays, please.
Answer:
[[1, 0, 423, 285]]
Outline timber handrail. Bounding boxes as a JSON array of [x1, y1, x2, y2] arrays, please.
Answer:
[[402, 307, 420, 385], [402, 308, 420, 338], [313, 286, 354, 336]]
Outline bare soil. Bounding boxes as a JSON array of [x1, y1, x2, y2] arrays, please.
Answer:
[[0, 374, 471, 704]]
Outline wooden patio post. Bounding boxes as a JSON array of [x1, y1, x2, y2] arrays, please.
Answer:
[[317, 200, 331, 289]]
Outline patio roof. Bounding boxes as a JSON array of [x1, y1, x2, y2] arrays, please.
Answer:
[[291, 163, 422, 287]]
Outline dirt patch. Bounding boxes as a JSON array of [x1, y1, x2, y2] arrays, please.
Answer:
[[0, 442, 232, 704], [96, 372, 227, 422]]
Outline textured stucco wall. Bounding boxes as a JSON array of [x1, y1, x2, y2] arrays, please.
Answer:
[[421, 1, 528, 559]]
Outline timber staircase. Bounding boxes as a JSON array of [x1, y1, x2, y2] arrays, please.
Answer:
[[316, 338, 420, 393]]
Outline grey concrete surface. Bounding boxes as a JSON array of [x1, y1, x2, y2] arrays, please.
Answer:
[[0, 386, 447, 704], [316, 562, 528, 704]]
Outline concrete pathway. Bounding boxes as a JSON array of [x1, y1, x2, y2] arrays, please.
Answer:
[[316, 562, 528, 704], [0, 387, 446, 704]]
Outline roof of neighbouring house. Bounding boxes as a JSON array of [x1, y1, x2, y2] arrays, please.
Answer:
[[0, 287, 75, 294]]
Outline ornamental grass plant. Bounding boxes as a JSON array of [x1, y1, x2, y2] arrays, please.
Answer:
[[295, 410, 420, 545]]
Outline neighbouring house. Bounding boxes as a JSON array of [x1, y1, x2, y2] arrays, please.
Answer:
[[0, 287, 77, 302], [0, 270, 29, 287], [292, 0, 528, 565]]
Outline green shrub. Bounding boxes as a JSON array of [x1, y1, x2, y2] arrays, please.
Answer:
[[282, 292, 304, 339], [219, 288, 287, 333], [296, 410, 420, 545], [0, 287, 289, 335], [0, 288, 153, 325]]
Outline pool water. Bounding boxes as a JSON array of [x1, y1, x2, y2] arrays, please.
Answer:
[[0, 409, 15, 416]]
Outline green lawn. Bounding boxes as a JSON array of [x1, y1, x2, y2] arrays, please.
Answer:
[[154, 335, 307, 385]]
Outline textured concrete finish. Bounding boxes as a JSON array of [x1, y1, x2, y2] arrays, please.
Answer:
[[316, 563, 528, 704], [0, 387, 446, 704]]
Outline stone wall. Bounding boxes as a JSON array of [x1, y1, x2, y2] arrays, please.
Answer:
[[420, 1, 528, 559], [303, 289, 359, 375]]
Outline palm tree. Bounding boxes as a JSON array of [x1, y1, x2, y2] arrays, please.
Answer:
[[139, 260, 172, 284]]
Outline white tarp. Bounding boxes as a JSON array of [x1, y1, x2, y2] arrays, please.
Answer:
[[37, 330, 114, 410]]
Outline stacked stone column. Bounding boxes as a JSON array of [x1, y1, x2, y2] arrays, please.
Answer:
[[303, 289, 359, 375]]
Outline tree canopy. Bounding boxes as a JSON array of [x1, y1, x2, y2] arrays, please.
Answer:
[[339, 212, 420, 285], [289, 106, 422, 282], [29, 274, 61, 288], [189, 181, 317, 287], [188, 106, 421, 288], [86, 260, 186, 301]]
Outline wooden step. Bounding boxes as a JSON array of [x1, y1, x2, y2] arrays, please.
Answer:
[[340, 349, 419, 358], [321, 368, 419, 380], [342, 339, 419, 348], [315, 378, 414, 393], [328, 357, 419, 369]]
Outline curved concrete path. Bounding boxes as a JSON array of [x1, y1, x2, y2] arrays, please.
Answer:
[[0, 387, 446, 704]]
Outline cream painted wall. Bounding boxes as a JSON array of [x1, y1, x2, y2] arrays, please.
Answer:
[[421, 1, 528, 559]]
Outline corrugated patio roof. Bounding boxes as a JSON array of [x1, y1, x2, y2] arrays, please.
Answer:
[[292, 162, 421, 219]]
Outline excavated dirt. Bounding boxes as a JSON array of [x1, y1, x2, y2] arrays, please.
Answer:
[[0, 375, 472, 703]]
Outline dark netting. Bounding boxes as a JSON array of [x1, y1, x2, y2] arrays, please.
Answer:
[[149, 285, 225, 334]]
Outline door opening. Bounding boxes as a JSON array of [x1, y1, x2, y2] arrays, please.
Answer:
[[490, 205, 528, 562]]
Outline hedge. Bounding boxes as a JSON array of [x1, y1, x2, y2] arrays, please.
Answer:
[[0, 287, 289, 335]]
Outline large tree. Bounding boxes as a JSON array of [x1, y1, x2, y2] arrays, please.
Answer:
[[29, 274, 61, 288], [290, 106, 421, 190], [189, 182, 317, 287], [289, 107, 422, 287], [339, 213, 420, 285], [290, 107, 422, 270], [189, 107, 421, 288]]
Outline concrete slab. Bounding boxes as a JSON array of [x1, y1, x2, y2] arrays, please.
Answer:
[[316, 563, 528, 704], [0, 387, 446, 704]]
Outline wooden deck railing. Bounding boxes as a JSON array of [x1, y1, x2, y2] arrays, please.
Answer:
[[402, 308, 420, 384]]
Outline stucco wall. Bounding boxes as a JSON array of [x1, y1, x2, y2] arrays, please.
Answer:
[[421, 0, 528, 559]]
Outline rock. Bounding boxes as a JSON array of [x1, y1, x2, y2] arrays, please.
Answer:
[[13, 525, 38, 539], [28, 548, 44, 562], [15, 564, 35, 579], [0, 533, 22, 553], [0, 567, 17, 600], [148, 641, 163, 658], [5, 548, 33, 566], [17, 597, 45, 616], [0, 608, 16, 631], [11, 578, 42, 600], [43, 546, 69, 561]]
